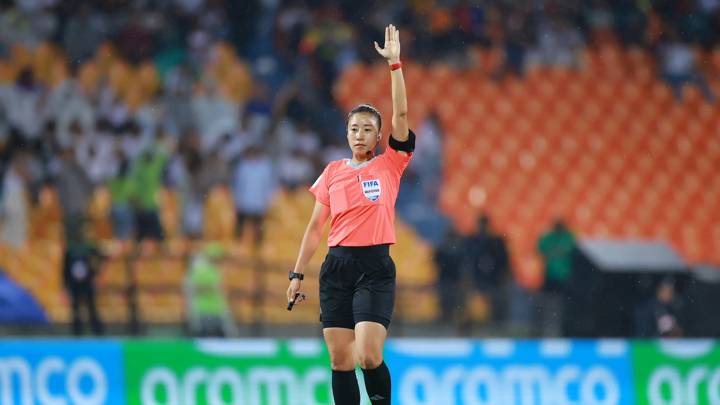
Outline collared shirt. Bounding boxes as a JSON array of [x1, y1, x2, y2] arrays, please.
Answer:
[[310, 136, 413, 247]]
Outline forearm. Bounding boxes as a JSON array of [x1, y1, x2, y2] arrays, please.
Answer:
[[292, 226, 324, 274], [389, 62, 409, 141]]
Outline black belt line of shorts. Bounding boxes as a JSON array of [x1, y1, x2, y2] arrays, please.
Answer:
[[328, 244, 390, 259]]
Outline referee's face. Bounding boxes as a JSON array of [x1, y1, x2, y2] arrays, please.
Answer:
[[347, 112, 380, 156]]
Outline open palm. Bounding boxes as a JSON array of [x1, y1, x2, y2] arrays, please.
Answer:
[[374, 24, 401, 63]]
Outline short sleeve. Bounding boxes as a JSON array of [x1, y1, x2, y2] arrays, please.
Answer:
[[383, 129, 415, 177], [309, 164, 331, 206]]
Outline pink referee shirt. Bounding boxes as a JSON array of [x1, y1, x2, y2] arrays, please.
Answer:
[[309, 144, 412, 247]]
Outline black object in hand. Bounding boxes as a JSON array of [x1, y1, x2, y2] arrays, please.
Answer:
[[287, 293, 300, 311]]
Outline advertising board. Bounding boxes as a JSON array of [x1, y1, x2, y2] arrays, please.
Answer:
[[0, 340, 125, 405]]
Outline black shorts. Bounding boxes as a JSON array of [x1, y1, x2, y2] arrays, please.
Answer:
[[319, 244, 396, 330]]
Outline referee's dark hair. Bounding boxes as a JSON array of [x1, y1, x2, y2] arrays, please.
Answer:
[[348, 104, 382, 132]]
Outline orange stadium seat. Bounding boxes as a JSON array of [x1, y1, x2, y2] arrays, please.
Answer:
[[336, 49, 720, 290]]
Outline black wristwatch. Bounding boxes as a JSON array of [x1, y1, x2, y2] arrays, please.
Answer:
[[289, 271, 304, 281]]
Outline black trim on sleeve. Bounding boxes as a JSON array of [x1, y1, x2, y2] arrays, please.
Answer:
[[389, 129, 416, 153]]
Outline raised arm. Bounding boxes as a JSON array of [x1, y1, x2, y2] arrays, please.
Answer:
[[375, 24, 409, 142]]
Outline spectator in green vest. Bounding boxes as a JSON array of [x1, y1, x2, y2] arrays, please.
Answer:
[[538, 219, 576, 292], [130, 144, 168, 241], [537, 219, 577, 336], [184, 242, 237, 337]]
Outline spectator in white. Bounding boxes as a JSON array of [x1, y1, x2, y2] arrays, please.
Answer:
[[163, 63, 195, 136], [278, 147, 314, 192], [96, 84, 121, 127], [134, 99, 163, 140], [217, 132, 243, 164], [295, 121, 321, 155], [76, 127, 117, 185], [243, 83, 273, 137], [216, 112, 262, 164], [3, 68, 46, 143], [106, 96, 131, 132], [187, 27, 212, 69], [170, 135, 228, 239], [50, 74, 95, 150], [322, 136, 348, 164], [0, 152, 29, 248], [232, 145, 277, 248], [191, 79, 237, 152], [660, 31, 715, 103], [121, 121, 151, 161], [273, 118, 300, 159], [168, 136, 204, 239], [273, 119, 319, 159]]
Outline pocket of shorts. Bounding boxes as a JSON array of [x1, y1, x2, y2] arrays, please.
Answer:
[[381, 257, 397, 278], [320, 255, 340, 282], [319, 256, 330, 281]]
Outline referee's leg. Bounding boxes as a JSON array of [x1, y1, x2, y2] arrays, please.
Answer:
[[324, 328, 359, 404], [356, 322, 391, 404]]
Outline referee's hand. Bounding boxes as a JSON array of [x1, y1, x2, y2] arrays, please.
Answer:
[[287, 279, 305, 310]]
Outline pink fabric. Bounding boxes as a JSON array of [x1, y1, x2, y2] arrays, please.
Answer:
[[310, 147, 412, 246]]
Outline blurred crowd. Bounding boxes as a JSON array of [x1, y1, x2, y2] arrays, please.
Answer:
[[0, 0, 714, 335], [0, 0, 718, 245]]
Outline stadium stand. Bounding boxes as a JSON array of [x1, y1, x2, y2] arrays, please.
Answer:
[[337, 46, 720, 290], [0, 184, 438, 325], [0, 1, 719, 333], [1, 41, 718, 328]]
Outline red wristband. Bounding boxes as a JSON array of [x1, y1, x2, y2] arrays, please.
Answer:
[[390, 61, 402, 71]]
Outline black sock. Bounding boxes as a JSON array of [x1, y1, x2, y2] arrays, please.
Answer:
[[332, 369, 359, 405], [361, 362, 391, 404]]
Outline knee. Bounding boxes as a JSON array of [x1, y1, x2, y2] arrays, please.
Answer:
[[357, 351, 383, 370], [329, 350, 355, 371]]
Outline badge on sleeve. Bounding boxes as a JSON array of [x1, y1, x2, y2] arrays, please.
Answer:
[[361, 179, 382, 202]]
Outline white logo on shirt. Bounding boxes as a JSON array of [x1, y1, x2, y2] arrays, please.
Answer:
[[361, 179, 381, 202]]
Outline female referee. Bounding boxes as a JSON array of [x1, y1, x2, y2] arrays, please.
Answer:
[[286, 24, 412, 404]]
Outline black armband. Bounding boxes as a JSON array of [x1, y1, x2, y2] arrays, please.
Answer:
[[389, 129, 416, 153]]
